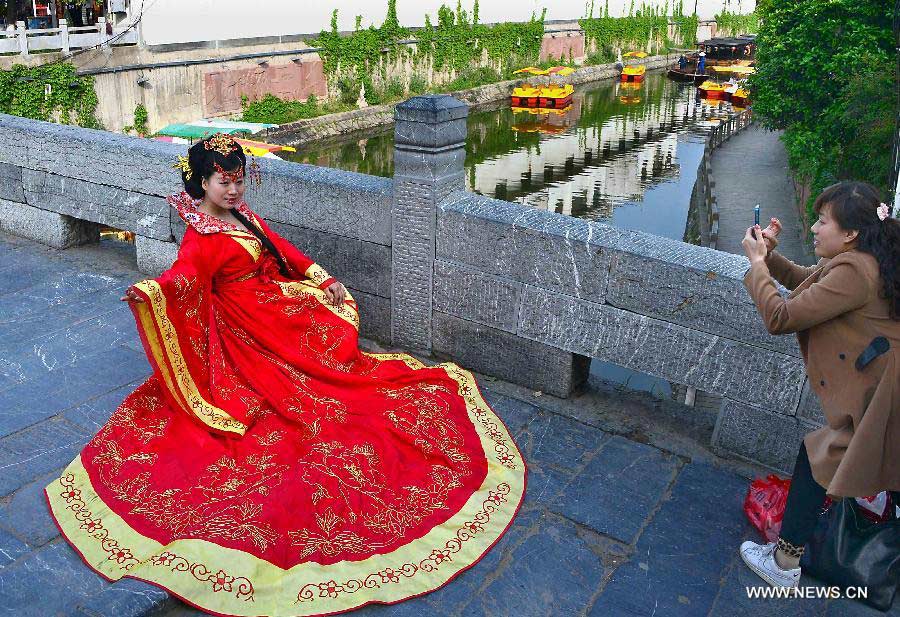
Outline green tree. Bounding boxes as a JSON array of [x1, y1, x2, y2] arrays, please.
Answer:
[[750, 0, 894, 213]]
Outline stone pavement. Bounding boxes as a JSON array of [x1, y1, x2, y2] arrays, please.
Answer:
[[0, 231, 895, 617], [711, 125, 817, 266]]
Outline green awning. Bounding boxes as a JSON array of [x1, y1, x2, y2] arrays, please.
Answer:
[[155, 124, 252, 139]]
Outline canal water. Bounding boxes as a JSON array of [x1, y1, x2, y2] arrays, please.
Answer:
[[284, 71, 739, 396], [284, 71, 736, 245]]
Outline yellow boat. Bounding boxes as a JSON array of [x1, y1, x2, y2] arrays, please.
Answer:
[[731, 87, 750, 107], [621, 65, 646, 82], [698, 81, 727, 99], [511, 66, 575, 109]]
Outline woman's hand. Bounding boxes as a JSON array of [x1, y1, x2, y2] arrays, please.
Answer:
[[120, 286, 145, 303], [324, 281, 346, 307], [761, 217, 782, 253], [742, 225, 768, 264]]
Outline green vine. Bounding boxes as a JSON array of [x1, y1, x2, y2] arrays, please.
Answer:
[[579, 3, 669, 55], [714, 9, 760, 36], [310, 0, 410, 76], [415, 2, 546, 73], [671, 1, 698, 47], [133, 104, 148, 136], [0, 63, 101, 128]]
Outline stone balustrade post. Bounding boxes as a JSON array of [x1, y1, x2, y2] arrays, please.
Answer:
[[16, 21, 27, 56], [391, 95, 468, 353], [59, 19, 70, 54], [97, 17, 109, 48]]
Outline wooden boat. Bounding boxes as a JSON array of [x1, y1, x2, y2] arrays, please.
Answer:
[[510, 66, 575, 109], [698, 81, 727, 100], [731, 87, 750, 107], [666, 66, 709, 84], [621, 65, 646, 82]]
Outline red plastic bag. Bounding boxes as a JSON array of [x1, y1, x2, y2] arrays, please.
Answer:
[[744, 474, 791, 542]]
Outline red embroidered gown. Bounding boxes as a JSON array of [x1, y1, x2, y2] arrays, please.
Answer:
[[46, 193, 526, 617]]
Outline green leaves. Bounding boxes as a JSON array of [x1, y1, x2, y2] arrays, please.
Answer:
[[0, 62, 101, 128], [752, 0, 893, 217]]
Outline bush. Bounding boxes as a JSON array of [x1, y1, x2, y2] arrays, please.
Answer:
[[409, 75, 427, 94], [384, 78, 406, 99], [444, 66, 502, 91], [337, 73, 361, 106], [751, 0, 893, 214], [241, 94, 319, 124]]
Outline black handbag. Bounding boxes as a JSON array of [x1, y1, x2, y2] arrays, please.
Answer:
[[801, 498, 900, 611]]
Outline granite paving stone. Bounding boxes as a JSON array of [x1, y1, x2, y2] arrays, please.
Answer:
[[707, 554, 830, 616], [550, 435, 680, 543], [0, 471, 65, 549], [0, 417, 89, 497], [0, 527, 29, 569], [0, 270, 121, 318], [479, 389, 541, 437], [422, 508, 541, 615], [72, 578, 174, 617], [589, 462, 751, 616], [62, 380, 144, 434], [466, 511, 612, 617], [0, 540, 110, 617], [0, 345, 150, 437]]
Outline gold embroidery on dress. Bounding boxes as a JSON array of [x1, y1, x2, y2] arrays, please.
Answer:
[[134, 281, 247, 435], [224, 232, 262, 262], [304, 263, 332, 287], [379, 383, 470, 463]]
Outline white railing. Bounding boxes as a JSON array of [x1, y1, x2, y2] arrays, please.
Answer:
[[0, 18, 138, 56]]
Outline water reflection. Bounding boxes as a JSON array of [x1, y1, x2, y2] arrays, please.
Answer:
[[284, 72, 736, 242]]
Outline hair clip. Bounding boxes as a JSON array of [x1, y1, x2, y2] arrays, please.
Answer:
[[204, 133, 239, 156], [877, 203, 890, 221], [172, 155, 193, 180]]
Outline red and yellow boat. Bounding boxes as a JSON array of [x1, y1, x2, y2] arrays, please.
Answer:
[[511, 66, 575, 109], [621, 51, 648, 82], [731, 87, 750, 107], [698, 81, 727, 100]]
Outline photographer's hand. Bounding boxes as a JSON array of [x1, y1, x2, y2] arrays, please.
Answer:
[[761, 217, 781, 254], [742, 225, 768, 264]]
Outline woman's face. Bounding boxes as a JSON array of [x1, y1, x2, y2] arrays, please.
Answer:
[[202, 167, 246, 210], [810, 203, 857, 258]]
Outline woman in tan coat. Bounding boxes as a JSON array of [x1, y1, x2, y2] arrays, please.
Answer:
[[737, 181, 900, 588]]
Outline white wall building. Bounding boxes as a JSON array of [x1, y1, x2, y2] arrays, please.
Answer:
[[115, 0, 756, 48]]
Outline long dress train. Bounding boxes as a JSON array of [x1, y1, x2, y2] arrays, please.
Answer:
[[45, 192, 526, 617]]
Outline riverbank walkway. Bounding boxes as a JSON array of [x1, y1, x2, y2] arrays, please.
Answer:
[[0, 231, 892, 617], [710, 125, 817, 266]]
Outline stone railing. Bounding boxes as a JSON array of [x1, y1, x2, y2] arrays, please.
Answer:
[[693, 109, 753, 249], [0, 99, 819, 474], [0, 18, 138, 56]]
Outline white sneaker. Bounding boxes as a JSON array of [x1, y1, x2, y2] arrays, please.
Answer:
[[739, 541, 801, 588]]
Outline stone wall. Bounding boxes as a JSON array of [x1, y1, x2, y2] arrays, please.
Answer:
[[0, 98, 816, 474]]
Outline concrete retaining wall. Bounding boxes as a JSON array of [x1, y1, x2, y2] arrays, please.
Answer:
[[0, 98, 817, 473]]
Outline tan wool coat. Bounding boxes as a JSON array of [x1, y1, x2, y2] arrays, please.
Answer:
[[744, 248, 899, 497]]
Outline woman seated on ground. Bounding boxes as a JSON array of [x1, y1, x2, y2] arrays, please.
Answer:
[[739, 181, 900, 587], [44, 133, 526, 617]]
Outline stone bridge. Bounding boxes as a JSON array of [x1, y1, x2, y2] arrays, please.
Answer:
[[0, 98, 823, 475]]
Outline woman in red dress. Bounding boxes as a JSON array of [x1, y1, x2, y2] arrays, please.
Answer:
[[45, 134, 526, 617]]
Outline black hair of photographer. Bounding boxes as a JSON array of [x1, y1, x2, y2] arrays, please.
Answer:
[[815, 181, 900, 320]]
